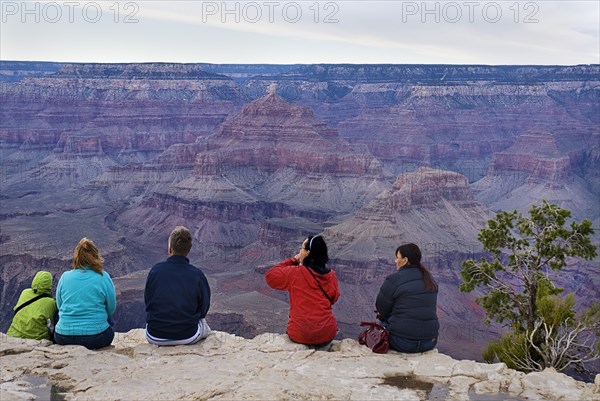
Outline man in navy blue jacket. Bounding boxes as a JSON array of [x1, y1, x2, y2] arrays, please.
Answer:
[[144, 226, 211, 345]]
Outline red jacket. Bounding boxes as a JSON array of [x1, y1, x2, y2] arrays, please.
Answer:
[[266, 258, 341, 345]]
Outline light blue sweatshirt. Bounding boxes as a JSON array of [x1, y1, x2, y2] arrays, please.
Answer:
[[55, 268, 116, 336]]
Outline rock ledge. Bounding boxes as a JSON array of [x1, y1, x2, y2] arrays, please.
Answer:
[[0, 330, 597, 401]]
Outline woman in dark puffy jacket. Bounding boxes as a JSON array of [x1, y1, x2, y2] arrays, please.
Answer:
[[266, 235, 341, 345], [376, 243, 439, 353]]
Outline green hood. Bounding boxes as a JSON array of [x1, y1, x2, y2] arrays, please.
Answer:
[[31, 271, 53, 295]]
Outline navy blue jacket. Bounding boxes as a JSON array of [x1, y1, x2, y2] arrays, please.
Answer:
[[145, 255, 211, 340], [375, 265, 439, 340]]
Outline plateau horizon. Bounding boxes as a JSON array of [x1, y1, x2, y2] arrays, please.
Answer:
[[6, 73, 600, 105]]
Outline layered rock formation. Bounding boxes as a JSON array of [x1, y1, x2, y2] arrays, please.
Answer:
[[324, 168, 489, 274], [336, 88, 597, 185], [114, 91, 387, 252], [0, 62, 237, 192], [1, 331, 598, 401], [1, 62, 235, 101], [472, 131, 599, 220], [489, 132, 571, 181], [239, 64, 599, 189]]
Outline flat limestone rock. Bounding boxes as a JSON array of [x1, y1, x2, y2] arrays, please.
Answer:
[[0, 331, 597, 401]]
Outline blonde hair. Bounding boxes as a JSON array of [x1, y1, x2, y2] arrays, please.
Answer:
[[73, 237, 103, 274]]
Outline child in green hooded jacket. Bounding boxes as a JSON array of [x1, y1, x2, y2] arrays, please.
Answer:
[[7, 271, 58, 341]]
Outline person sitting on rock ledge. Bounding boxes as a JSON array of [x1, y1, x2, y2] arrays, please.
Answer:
[[54, 238, 117, 350], [7, 270, 58, 341], [266, 235, 341, 346], [376, 243, 439, 353], [144, 226, 211, 346]]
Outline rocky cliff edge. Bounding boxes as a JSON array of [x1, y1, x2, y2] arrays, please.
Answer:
[[1, 330, 598, 401]]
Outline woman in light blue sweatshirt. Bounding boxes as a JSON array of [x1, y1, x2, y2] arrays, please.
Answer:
[[55, 237, 116, 349]]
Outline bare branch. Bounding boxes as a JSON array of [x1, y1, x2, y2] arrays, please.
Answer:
[[524, 318, 600, 372]]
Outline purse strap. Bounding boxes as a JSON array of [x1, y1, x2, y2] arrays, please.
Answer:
[[304, 266, 334, 305], [14, 293, 50, 315]]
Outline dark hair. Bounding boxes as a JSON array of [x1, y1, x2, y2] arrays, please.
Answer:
[[396, 243, 437, 292], [304, 235, 329, 269], [169, 226, 192, 256]]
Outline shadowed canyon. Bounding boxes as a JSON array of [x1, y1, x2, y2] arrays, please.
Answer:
[[1, 62, 598, 369]]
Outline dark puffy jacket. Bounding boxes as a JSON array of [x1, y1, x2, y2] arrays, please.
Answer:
[[145, 255, 211, 340], [375, 265, 439, 340]]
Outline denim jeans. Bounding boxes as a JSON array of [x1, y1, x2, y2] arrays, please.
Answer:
[[54, 326, 115, 350], [388, 332, 437, 353]]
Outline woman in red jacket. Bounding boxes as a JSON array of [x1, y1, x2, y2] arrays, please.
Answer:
[[266, 235, 341, 345]]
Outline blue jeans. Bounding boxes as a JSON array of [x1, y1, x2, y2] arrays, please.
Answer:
[[54, 326, 115, 350], [388, 332, 437, 353]]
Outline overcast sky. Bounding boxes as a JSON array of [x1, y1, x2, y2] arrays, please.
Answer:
[[1, 0, 599, 65]]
